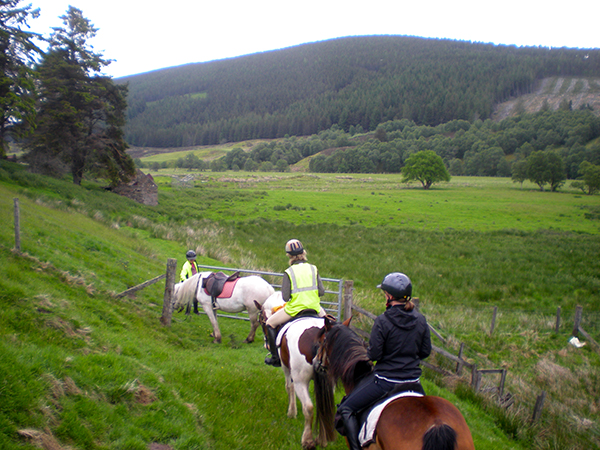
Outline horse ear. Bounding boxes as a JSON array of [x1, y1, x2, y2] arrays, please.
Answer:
[[254, 300, 262, 311], [342, 316, 353, 327], [324, 315, 335, 331]]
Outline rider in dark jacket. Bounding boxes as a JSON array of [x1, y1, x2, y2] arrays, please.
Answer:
[[368, 297, 431, 382], [337, 272, 431, 450]]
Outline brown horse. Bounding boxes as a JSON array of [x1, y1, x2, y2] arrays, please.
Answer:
[[314, 317, 475, 450]]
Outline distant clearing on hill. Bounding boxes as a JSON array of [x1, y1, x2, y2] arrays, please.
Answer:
[[492, 77, 600, 120]]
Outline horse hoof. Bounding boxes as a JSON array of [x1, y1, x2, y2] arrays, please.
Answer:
[[301, 441, 316, 450]]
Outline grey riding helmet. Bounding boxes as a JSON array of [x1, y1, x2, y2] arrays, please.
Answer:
[[186, 250, 196, 259], [377, 272, 412, 299]]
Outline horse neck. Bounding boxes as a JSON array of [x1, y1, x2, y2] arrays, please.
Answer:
[[327, 327, 371, 393], [179, 273, 203, 299]]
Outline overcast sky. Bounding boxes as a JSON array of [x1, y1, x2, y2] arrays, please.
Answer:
[[26, 0, 600, 79]]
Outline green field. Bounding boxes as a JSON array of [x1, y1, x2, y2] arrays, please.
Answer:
[[1, 161, 599, 450], [151, 172, 600, 234]]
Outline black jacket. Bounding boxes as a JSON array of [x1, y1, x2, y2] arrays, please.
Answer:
[[367, 305, 431, 381]]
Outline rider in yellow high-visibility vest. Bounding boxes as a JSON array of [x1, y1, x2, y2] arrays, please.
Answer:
[[180, 249, 199, 282], [265, 239, 325, 367]]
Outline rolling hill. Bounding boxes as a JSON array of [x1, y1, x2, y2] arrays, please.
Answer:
[[118, 36, 600, 148]]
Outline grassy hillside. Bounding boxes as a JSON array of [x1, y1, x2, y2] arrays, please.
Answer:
[[1, 161, 599, 449]]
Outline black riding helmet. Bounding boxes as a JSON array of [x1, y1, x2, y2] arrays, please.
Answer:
[[186, 250, 197, 259], [377, 272, 412, 299]]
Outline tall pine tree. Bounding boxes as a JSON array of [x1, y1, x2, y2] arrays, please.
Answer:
[[24, 6, 134, 185], [0, 0, 43, 157]]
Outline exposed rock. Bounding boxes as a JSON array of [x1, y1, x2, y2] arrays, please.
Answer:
[[112, 169, 158, 205]]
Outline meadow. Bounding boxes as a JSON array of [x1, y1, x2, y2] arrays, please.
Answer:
[[1, 161, 599, 450]]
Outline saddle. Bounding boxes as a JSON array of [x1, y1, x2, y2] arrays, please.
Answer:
[[202, 271, 240, 308], [274, 310, 322, 348], [335, 380, 425, 438], [358, 391, 423, 447]]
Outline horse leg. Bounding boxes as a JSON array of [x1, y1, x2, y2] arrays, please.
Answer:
[[295, 379, 316, 450], [244, 311, 259, 344], [201, 302, 222, 344], [283, 369, 297, 418]]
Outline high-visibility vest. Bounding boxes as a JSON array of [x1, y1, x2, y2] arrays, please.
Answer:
[[180, 260, 198, 282], [284, 263, 321, 316]]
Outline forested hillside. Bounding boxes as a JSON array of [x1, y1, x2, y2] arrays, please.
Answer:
[[120, 36, 600, 148]]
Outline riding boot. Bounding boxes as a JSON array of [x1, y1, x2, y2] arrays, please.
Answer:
[[264, 326, 281, 367], [338, 407, 362, 450], [193, 299, 200, 315]]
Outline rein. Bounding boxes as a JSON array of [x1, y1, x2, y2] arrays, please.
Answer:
[[313, 330, 330, 374]]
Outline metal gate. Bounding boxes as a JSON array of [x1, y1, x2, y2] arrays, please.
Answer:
[[197, 264, 344, 321]]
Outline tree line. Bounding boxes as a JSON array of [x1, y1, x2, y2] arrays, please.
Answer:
[[121, 36, 600, 148], [160, 110, 598, 193], [1, 2, 134, 186]]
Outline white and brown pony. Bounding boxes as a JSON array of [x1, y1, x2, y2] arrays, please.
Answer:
[[256, 293, 336, 450], [173, 271, 274, 343]]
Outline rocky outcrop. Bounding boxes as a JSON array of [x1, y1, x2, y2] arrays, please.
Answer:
[[112, 169, 158, 205]]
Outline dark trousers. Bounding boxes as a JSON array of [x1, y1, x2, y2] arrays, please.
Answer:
[[338, 373, 390, 415], [339, 373, 426, 415]]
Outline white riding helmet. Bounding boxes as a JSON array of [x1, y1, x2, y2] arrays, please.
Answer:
[[285, 239, 304, 256]]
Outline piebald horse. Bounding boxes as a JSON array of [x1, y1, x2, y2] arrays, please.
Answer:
[[173, 271, 274, 343], [256, 293, 336, 450], [314, 317, 475, 450]]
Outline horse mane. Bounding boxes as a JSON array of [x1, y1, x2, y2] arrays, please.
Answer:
[[323, 324, 372, 392], [173, 272, 205, 308]]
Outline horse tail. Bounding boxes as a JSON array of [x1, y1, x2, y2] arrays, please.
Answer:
[[313, 367, 336, 443], [422, 423, 457, 450]]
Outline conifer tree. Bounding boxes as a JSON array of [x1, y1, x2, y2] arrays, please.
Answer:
[[0, 0, 43, 157], [24, 6, 134, 185]]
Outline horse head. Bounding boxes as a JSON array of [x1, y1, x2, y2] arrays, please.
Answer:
[[313, 318, 372, 394], [254, 292, 284, 349]]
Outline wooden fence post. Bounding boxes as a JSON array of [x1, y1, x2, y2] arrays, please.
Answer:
[[490, 306, 498, 336], [572, 305, 583, 337], [499, 369, 507, 398], [13, 198, 21, 252], [555, 306, 561, 333], [470, 364, 479, 390], [160, 258, 177, 327], [531, 391, 546, 423], [343, 280, 354, 321], [456, 343, 465, 375]]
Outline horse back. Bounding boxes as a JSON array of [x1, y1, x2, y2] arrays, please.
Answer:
[[375, 396, 474, 450], [279, 318, 324, 369], [236, 276, 275, 305]]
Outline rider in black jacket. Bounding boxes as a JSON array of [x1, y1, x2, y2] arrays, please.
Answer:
[[337, 272, 431, 450]]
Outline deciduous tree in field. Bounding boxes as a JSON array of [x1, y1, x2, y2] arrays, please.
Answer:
[[571, 161, 600, 195], [526, 150, 565, 192], [24, 6, 134, 186], [511, 158, 528, 188], [401, 150, 450, 189]]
